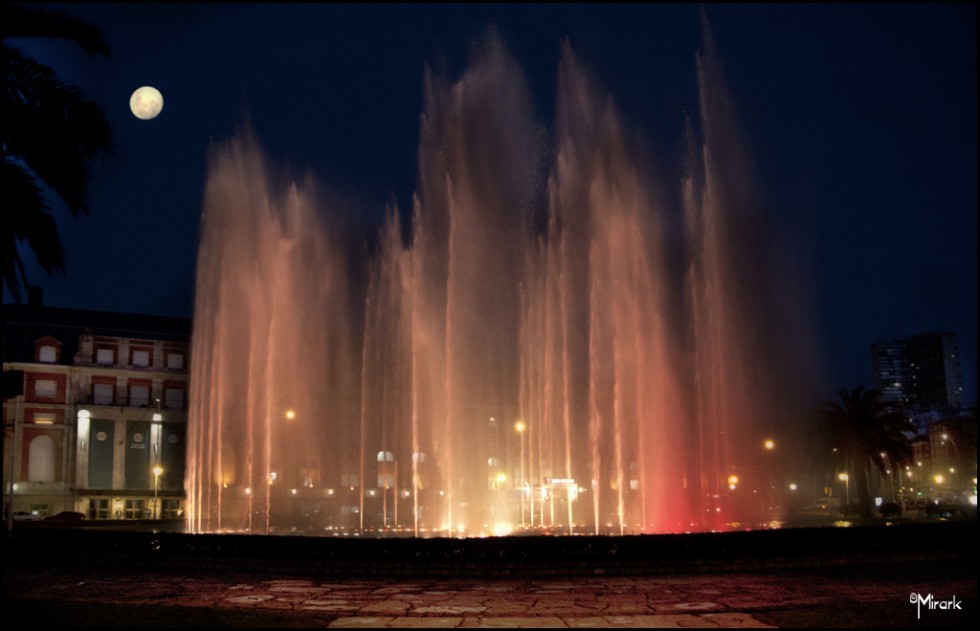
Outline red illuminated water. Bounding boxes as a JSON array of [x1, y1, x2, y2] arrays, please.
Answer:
[[186, 31, 807, 536]]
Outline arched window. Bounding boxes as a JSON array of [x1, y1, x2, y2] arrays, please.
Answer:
[[28, 435, 56, 482]]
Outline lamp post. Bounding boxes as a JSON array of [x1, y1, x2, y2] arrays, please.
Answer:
[[763, 438, 776, 517], [153, 465, 163, 519], [515, 420, 526, 527], [152, 401, 162, 520], [878, 451, 896, 502], [940, 433, 961, 493], [838, 472, 849, 510]]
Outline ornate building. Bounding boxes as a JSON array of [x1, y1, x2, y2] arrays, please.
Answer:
[[3, 303, 190, 521]]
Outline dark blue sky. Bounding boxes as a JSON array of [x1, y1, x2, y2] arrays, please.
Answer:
[[6, 4, 977, 406]]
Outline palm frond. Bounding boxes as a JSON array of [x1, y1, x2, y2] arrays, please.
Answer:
[[2, 158, 67, 295], [1, 4, 110, 58], [814, 385, 916, 516], [1, 4, 112, 300], [2, 46, 113, 216]]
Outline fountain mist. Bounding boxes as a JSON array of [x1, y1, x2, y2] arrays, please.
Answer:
[[187, 29, 806, 536]]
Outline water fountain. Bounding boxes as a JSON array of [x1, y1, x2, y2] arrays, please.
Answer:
[[186, 28, 807, 537]]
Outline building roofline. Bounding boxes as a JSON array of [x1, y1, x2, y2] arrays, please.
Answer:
[[3, 303, 191, 340]]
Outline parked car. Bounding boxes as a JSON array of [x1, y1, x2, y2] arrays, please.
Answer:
[[43, 511, 85, 521], [12, 511, 38, 521]]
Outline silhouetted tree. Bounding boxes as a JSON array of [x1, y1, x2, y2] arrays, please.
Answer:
[[2, 4, 112, 301], [818, 386, 914, 519]]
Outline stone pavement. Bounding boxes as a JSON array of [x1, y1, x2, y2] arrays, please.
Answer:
[[4, 559, 975, 628]]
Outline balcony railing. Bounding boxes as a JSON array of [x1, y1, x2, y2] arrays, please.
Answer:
[[72, 394, 186, 411]]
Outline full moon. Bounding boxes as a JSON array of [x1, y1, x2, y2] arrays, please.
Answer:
[[129, 86, 163, 120]]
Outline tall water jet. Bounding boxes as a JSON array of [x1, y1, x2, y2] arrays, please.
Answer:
[[685, 20, 794, 527], [187, 132, 359, 533], [362, 34, 541, 533], [187, 25, 809, 536], [516, 45, 692, 534]]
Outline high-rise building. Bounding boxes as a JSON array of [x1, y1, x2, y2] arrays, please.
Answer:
[[871, 333, 973, 502], [870, 339, 913, 408], [908, 332, 964, 411], [871, 332, 964, 413]]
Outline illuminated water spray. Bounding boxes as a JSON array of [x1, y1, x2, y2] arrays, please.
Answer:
[[187, 27, 805, 536]]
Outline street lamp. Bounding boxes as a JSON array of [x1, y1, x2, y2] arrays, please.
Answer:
[[152, 465, 164, 519], [838, 472, 849, 508], [939, 433, 961, 484], [151, 403, 163, 520], [728, 474, 739, 490], [515, 420, 526, 527], [762, 439, 777, 516]]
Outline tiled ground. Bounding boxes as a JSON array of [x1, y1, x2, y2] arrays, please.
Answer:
[[4, 560, 974, 627]]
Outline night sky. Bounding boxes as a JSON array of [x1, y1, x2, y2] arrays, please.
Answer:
[[5, 4, 976, 406]]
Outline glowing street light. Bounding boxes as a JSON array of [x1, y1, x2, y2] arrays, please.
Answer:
[[515, 420, 527, 526], [761, 439, 779, 514], [838, 472, 849, 507], [152, 465, 164, 519]]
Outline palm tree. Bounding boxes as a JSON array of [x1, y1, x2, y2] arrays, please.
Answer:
[[818, 385, 914, 519], [2, 3, 113, 302]]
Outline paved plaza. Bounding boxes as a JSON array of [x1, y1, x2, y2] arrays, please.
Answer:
[[4, 521, 974, 627], [4, 557, 974, 628]]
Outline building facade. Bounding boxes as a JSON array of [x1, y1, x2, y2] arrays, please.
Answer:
[[3, 304, 190, 520], [871, 331, 964, 414], [870, 331, 974, 506], [870, 338, 914, 409]]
